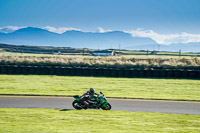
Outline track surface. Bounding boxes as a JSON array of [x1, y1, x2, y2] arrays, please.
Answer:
[[0, 96, 200, 115]]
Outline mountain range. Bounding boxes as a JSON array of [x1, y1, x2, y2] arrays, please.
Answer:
[[0, 27, 199, 52]]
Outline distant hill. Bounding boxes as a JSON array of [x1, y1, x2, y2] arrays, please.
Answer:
[[0, 43, 86, 54], [0, 27, 200, 52], [0, 27, 156, 49]]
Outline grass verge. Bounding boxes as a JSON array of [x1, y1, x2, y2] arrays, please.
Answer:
[[0, 108, 200, 133], [0, 75, 200, 101], [1, 53, 200, 69]]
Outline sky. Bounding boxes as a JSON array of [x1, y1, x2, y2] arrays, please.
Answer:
[[0, 0, 200, 44]]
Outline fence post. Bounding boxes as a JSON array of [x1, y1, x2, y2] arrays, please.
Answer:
[[104, 69, 111, 77], [145, 69, 153, 77], [7, 65, 15, 74], [118, 69, 125, 77], [188, 70, 197, 79], [15, 66, 22, 74], [49, 67, 55, 75], [1, 65, 8, 74], [97, 68, 104, 76], [174, 70, 182, 78], [138, 69, 145, 77], [83, 68, 89, 76], [153, 69, 160, 77], [125, 69, 132, 77], [63, 67, 70, 76], [76, 67, 83, 76], [197, 71, 200, 79], [111, 69, 117, 77], [41, 66, 50, 75], [0, 65, 2, 73], [160, 69, 166, 78], [22, 66, 29, 75], [167, 69, 174, 78], [55, 67, 62, 75], [182, 70, 189, 78], [29, 66, 36, 74], [131, 69, 137, 77], [90, 68, 97, 76]]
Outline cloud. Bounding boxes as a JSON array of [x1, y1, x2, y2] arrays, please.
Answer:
[[97, 27, 112, 33], [42, 26, 81, 34], [0, 26, 27, 33], [124, 29, 200, 45]]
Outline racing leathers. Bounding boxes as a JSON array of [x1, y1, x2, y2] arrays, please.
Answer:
[[81, 91, 98, 108]]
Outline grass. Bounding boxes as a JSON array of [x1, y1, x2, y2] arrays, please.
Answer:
[[0, 75, 200, 101], [116, 50, 200, 56], [157, 51, 200, 56], [1, 44, 200, 70], [0, 108, 200, 133], [0, 53, 200, 69], [1, 50, 199, 58], [1, 45, 200, 70]]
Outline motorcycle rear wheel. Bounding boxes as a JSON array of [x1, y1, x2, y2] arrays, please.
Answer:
[[72, 100, 83, 110]]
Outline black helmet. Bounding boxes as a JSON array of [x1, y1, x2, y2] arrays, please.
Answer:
[[89, 88, 95, 96]]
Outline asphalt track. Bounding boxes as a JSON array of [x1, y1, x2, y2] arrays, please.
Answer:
[[0, 96, 200, 115]]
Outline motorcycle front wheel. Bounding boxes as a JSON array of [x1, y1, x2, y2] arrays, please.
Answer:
[[101, 103, 112, 110]]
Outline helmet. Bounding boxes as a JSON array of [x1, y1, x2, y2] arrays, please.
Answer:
[[89, 88, 95, 96]]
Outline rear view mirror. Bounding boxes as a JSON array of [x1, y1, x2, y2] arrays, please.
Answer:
[[100, 92, 104, 96]]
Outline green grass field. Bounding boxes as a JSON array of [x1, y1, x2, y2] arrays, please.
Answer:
[[0, 75, 200, 101], [0, 108, 200, 133], [1, 50, 199, 58]]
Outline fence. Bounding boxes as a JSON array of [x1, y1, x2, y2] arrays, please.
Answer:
[[0, 65, 199, 79]]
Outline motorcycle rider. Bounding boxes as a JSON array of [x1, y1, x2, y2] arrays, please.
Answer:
[[81, 88, 97, 108]]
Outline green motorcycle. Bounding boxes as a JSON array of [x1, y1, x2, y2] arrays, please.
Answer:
[[72, 92, 112, 110]]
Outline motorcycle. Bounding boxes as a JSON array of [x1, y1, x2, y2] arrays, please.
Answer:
[[72, 92, 112, 110]]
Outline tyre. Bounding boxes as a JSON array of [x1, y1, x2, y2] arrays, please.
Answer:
[[72, 100, 82, 110], [101, 103, 112, 110]]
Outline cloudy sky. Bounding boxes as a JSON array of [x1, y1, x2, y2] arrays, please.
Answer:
[[0, 0, 200, 44]]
